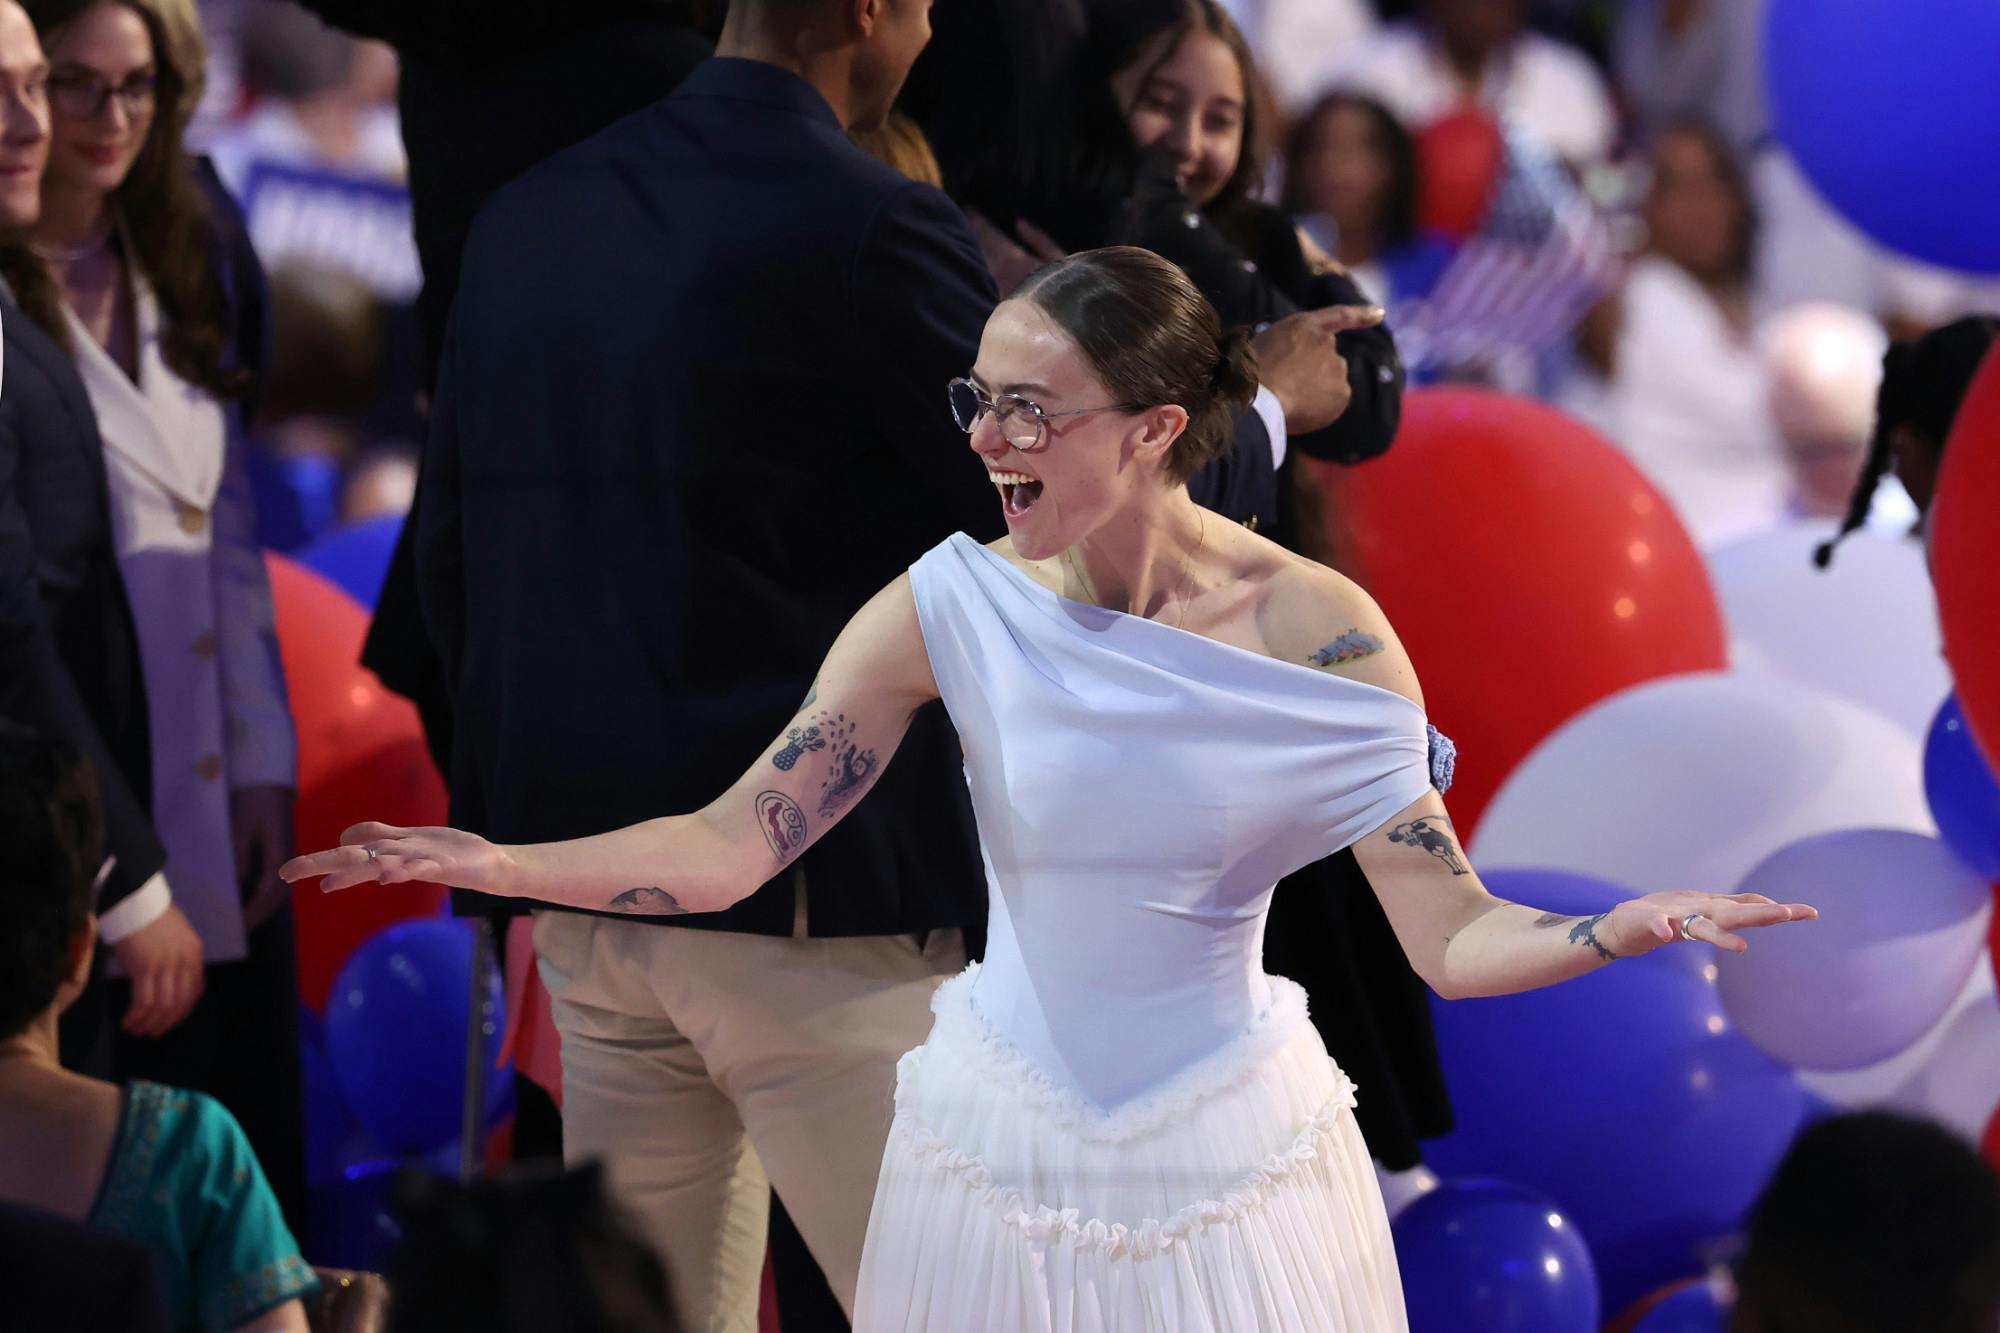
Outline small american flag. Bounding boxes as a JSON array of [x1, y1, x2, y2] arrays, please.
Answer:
[[1394, 123, 1620, 375]]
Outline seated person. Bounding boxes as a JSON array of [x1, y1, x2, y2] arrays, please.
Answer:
[[0, 722, 316, 1332], [1733, 1111, 2000, 1333]]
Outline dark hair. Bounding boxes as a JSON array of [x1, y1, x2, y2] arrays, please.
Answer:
[[0, 0, 247, 400], [1648, 119, 1756, 288], [388, 1162, 678, 1333], [1815, 314, 2000, 567], [1098, 1, 1269, 227], [1015, 246, 1257, 484], [1280, 92, 1419, 253], [1732, 1112, 2000, 1333], [898, 0, 1111, 248], [0, 722, 102, 1039]]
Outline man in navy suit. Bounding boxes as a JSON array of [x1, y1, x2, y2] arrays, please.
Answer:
[[416, 0, 1356, 1323]]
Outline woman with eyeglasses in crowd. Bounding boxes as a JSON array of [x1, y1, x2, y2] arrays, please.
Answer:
[[0, 0, 303, 1227]]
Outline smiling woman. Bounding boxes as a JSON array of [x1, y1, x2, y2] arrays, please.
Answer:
[[283, 246, 1815, 1331], [0, 0, 307, 1280]]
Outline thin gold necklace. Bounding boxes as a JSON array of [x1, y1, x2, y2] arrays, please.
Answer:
[[1065, 510, 1206, 630]]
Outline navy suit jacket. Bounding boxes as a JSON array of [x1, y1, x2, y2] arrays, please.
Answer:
[[417, 59, 1007, 935], [0, 298, 163, 910]]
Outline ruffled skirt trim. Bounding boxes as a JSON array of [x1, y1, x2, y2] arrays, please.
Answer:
[[853, 968, 1409, 1332]]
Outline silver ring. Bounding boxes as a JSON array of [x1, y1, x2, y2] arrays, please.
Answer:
[[365, 845, 379, 864], [1678, 912, 1704, 943]]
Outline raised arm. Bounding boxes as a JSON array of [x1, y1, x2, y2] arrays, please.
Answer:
[[1279, 568, 1817, 999], [281, 575, 940, 914]]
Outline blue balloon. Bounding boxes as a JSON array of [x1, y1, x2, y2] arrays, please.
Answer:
[[1426, 870, 1807, 1314], [301, 1014, 364, 1187], [296, 514, 405, 610], [1765, 0, 2000, 273], [1394, 1179, 1599, 1332], [324, 919, 509, 1155], [304, 1162, 408, 1272], [1925, 695, 2000, 880], [1632, 1278, 1731, 1333]]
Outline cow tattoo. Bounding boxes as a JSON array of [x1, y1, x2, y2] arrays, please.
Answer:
[[1304, 629, 1384, 670], [1386, 816, 1468, 875], [757, 790, 809, 863]]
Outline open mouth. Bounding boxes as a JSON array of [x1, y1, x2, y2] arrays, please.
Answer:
[[990, 470, 1045, 519]]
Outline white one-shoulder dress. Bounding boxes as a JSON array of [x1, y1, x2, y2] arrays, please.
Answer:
[[852, 535, 1437, 1332]]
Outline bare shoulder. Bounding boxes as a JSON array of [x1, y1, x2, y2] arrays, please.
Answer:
[[1255, 550, 1425, 708]]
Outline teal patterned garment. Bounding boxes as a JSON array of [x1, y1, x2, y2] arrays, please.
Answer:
[[89, 1081, 319, 1331]]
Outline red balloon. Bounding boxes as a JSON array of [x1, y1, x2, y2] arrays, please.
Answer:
[[1932, 347, 2000, 771], [1309, 387, 1729, 838], [1416, 110, 1504, 240], [267, 553, 448, 1011]]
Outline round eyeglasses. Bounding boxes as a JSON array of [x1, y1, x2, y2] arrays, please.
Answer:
[[48, 68, 156, 121], [947, 377, 1134, 453]]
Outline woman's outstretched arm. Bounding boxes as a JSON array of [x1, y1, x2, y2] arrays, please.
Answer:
[[281, 575, 939, 914]]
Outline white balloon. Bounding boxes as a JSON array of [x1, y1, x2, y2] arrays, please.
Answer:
[[1901, 983, 2000, 1140], [1708, 523, 1949, 738], [1797, 960, 1995, 1110], [1470, 672, 1934, 893], [1715, 829, 1992, 1071]]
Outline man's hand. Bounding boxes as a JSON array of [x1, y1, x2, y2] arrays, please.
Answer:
[[113, 905, 204, 1037], [232, 785, 297, 933], [1252, 304, 1384, 435]]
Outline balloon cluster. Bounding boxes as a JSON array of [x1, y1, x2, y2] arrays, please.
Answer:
[[1314, 382, 2000, 1330], [267, 551, 519, 1264]]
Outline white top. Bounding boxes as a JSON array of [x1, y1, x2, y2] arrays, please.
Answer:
[[1327, 21, 1617, 165], [1566, 255, 1794, 549], [908, 534, 1433, 1109], [69, 273, 295, 962]]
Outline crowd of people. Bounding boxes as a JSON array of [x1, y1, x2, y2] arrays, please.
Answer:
[[3, 0, 1999, 1330]]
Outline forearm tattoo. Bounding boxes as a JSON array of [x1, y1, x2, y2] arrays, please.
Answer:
[[1386, 816, 1468, 875], [607, 886, 689, 915], [756, 789, 809, 864], [1304, 629, 1384, 670], [1532, 910, 1618, 961]]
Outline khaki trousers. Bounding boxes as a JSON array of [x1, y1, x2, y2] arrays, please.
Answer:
[[532, 907, 964, 1332]]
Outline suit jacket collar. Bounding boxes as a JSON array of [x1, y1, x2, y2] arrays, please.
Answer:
[[672, 56, 844, 130], [65, 273, 223, 509]]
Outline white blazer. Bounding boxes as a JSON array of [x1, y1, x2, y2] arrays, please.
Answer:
[[68, 271, 294, 963]]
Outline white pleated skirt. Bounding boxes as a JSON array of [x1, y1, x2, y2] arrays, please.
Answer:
[[853, 967, 1410, 1332]]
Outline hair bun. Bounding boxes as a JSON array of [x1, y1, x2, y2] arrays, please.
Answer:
[[1211, 324, 1259, 407]]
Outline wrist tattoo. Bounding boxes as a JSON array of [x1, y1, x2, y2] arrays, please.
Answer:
[[607, 886, 688, 915], [1566, 911, 1618, 961], [1304, 629, 1384, 670], [756, 790, 809, 864], [1386, 816, 1468, 875]]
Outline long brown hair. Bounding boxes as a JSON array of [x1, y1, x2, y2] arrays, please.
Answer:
[[0, 0, 244, 399], [1108, 0, 1271, 229]]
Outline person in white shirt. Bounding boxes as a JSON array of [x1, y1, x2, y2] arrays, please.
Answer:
[[1561, 122, 1793, 548], [1326, 0, 1616, 166]]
